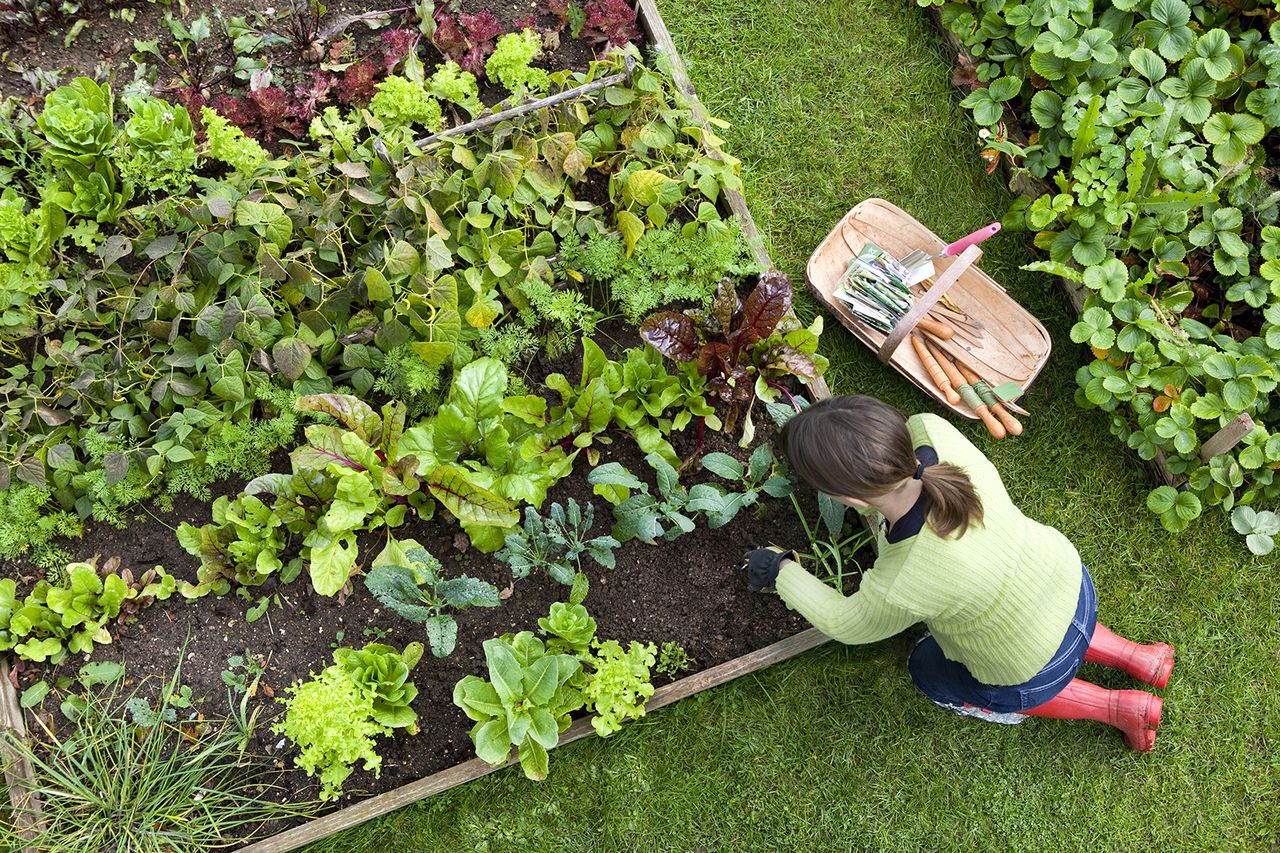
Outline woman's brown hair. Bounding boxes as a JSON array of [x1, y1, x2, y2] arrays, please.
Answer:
[[778, 395, 983, 538]]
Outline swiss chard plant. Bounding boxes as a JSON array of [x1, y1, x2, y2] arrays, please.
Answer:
[[240, 395, 431, 597], [399, 357, 575, 552], [363, 538, 501, 657]]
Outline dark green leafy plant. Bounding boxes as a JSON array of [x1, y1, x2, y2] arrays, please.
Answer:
[[588, 455, 696, 543], [686, 445, 793, 528], [363, 538, 501, 657], [497, 499, 620, 586]]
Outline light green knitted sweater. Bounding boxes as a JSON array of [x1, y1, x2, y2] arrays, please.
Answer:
[[776, 413, 1083, 686]]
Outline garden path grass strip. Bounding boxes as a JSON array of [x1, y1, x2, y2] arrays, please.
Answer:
[[0, 655, 42, 850], [237, 628, 830, 853]]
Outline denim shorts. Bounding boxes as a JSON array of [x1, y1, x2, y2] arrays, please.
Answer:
[[907, 565, 1097, 714]]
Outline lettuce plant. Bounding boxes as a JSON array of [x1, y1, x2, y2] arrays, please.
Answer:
[[36, 77, 115, 166], [429, 61, 483, 118], [582, 639, 656, 737], [201, 106, 269, 175], [369, 76, 444, 132], [273, 667, 387, 801], [275, 641, 422, 800], [453, 632, 584, 780], [538, 601, 598, 655], [332, 641, 425, 731], [119, 97, 198, 196], [363, 538, 501, 657], [485, 30, 550, 96], [176, 493, 297, 598]]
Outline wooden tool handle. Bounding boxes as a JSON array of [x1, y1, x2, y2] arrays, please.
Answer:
[[925, 339, 966, 389], [957, 362, 1022, 436], [925, 341, 1005, 439], [911, 333, 960, 405], [915, 316, 956, 340]]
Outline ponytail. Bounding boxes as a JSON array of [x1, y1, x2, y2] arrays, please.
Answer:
[[918, 463, 983, 538], [779, 395, 983, 539]]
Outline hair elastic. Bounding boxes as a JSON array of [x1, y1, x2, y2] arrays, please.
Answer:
[[913, 462, 925, 480]]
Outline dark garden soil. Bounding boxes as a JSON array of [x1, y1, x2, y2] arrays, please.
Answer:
[[5, 321, 873, 839]]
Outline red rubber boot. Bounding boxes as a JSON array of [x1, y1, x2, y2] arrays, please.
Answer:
[[1086, 623, 1175, 688], [1024, 678, 1162, 751]]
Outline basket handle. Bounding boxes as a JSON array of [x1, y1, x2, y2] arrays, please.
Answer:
[[877, 245, 981, 363]]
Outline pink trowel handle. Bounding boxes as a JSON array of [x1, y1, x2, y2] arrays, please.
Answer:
[[943, 222, 1001, 257]]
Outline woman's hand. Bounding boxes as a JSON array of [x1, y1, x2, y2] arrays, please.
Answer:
[[741, 546, 799, 591]]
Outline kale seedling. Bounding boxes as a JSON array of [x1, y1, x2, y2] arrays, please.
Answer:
[[363, 538, 501, 657], [686, 445, 793, 528], [497, 499, 620, 586]]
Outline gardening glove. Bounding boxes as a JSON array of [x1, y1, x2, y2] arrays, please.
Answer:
[[742, 546, 798, 592]]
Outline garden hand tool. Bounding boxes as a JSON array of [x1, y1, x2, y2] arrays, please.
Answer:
[[923, 339, 1005, 439], [910, 332, 960, 406], [955, 362, 1022, 436], [900, 222, 1002, 286]]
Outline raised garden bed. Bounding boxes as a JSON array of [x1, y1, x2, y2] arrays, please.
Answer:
[[922, 2, 1268, 510], [0, 1, 859, 850]]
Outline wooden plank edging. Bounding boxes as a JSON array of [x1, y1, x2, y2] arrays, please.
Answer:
[[0, 654, 42, 851], [236, 627, 830, 853]]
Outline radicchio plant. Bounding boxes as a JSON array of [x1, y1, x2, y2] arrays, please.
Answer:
[[582, 0, 640, 50], [640, 271, 823, 433], [433, 8, 505, 77]]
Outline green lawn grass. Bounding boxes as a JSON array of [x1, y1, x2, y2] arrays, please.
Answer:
[[305, 1, 1280, 849]]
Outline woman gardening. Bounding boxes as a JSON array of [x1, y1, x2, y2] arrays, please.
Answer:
[[744, 395, 1175, 750]]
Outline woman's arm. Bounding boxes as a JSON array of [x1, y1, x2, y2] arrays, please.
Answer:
[[774, 558, 919, 645]]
